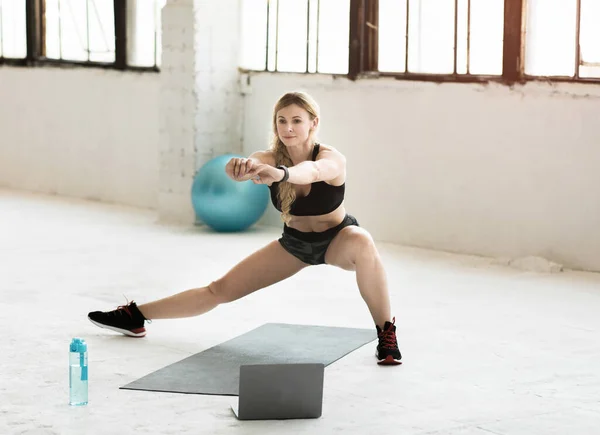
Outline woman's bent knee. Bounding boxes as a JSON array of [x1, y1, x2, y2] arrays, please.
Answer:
[[345, 230, 378, 267]]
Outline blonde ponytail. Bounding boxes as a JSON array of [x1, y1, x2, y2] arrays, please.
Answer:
[[271, 136, 295, 224]]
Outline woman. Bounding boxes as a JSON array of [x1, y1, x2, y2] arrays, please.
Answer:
[[88, 91, 402, 365]]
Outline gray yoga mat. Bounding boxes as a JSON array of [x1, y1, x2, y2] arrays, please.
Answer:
[[121, 323, 375, 396]]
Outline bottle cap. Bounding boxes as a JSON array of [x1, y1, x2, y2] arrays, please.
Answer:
[[70, 338, 87, 353]]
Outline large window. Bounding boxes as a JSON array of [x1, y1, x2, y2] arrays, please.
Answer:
[[525, 0, 600, 79], [44, 0, 117, 63], [378, 0, 504, 76], [241, 0, 600, 84], [0, 0, 27, 59], [0, 0, 165, 70], [240, 0, 350, 74]]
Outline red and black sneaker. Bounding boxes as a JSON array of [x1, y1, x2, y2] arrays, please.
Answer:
[[376, 317, 402, 365], [88, 301, 147, 337]]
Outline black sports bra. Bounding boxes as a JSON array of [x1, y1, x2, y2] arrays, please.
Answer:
[[268, 144, 345, 216]]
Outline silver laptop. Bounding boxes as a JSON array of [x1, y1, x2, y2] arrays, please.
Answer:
[[231, 363, 325, 420]]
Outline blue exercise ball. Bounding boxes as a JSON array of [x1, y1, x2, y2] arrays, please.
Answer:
[[191, 154, 269, 232]]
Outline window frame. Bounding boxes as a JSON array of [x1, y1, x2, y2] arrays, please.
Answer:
[[4, 0, 597, 83], [349, 0, 600, 85], [0, 0, 159, 72]]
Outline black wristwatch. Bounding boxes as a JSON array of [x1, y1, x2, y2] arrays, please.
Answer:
[[276, 165, 289, 183]]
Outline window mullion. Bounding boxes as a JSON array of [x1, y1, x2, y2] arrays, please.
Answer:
[[348, 0, 377, 80], [365, 0, 378, 72], [114, 0, 127, 69], [502, 0, 525, 84], [0, 2, 3, 57], [26, 0, 43, 61], [40, 0, 45, 57], [305, 0, 310, 73], [85, 0, 90, 61], [404, 0, 409, 72], [265, 0, 270, 70], [316, 0, 320, 72], [453, 0, 458, 75], [467, 0, 471, 74], [574, 0, 581, 79], [275, 0, 280, 71], [348, 0, 364, 79]]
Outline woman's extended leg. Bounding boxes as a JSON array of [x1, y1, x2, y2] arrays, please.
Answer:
[[88, 241, 308, 336], [140, 240, 307, 319]]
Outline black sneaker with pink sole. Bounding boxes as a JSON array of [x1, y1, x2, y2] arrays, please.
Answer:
[[88, 301, 147, 337], [376, 318, 402, 365]]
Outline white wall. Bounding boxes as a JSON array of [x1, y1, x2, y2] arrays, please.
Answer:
[[0, 67, 159, 209], [243, 73, 600, 272], [0, 0, 243, 219], [157, 0, 243, 223]]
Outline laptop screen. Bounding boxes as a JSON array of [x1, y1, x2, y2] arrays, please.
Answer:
[[234, 363, 325, 420]]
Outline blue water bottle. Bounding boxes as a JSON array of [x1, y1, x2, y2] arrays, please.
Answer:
[[69, 338, 88, 406]]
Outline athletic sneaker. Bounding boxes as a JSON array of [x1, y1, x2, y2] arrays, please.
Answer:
[[88, 301, 148, 337], [376, 317, 402, 365]]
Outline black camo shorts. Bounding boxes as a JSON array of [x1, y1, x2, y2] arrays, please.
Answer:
[[278, 214, 359, 265]]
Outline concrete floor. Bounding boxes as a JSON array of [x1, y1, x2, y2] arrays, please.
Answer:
[[1, 188, 599, 434]]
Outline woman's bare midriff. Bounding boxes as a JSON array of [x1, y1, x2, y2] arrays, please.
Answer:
[[285, 204, 347, 233]]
